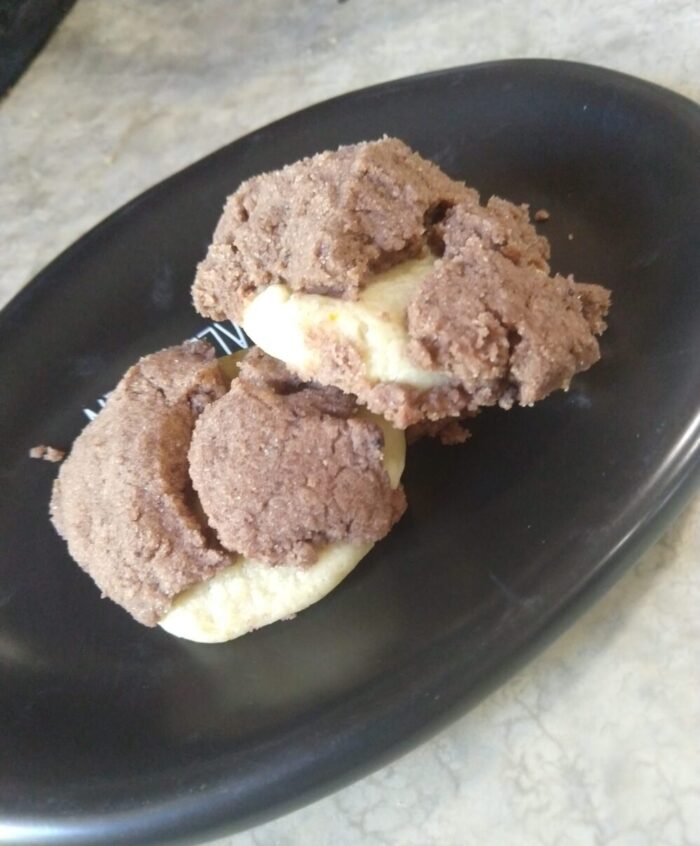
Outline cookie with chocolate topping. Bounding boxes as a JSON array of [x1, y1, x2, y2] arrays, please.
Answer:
[[189, 349, 405, 567], [193, 137, 610, 430]]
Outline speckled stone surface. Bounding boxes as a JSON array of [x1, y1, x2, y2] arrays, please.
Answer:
[[2, 2, 699, 844]]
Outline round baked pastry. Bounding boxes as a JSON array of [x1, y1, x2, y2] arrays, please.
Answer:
[[193, 137, 611, 430], [51, 343, 406, 642], [160, 349, 406, 642]]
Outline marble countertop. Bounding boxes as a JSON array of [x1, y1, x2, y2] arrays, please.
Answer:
[[2, 2, 699, 844]]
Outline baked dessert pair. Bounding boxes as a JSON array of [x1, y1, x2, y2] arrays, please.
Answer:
[[50, 138, 610, 642], [52, 343, 405, 642]]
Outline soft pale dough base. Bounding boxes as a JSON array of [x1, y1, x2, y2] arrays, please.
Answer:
[[242, 254, 452, 390]]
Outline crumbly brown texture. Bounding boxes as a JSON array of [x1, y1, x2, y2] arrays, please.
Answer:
[[189, 349, 406, 566], [436, 196, 550, 271], [238, 347, 358, 418], [50, 341, 229, 626], [534, 208, 550, 222], [192, 137, 610, 427], [30, 445, 65, 462], [192, 137, 475, 322], [291, 206, 608, 423], [291, 192, 590, 426], [407, 204, 611, 409], [406, 418, 472, 446]]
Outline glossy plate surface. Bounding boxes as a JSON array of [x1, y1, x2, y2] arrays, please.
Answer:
[[1, 60, 699, 845]]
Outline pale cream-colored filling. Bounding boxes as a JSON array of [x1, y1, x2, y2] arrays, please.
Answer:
[[159, 412, 405, 643], [242, 254, 452, 391]]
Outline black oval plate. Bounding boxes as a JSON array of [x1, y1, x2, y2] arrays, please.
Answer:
[[1, 60, 699, 846]]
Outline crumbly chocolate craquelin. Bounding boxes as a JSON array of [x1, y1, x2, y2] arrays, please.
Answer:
[[192, 137, 610, 429], [189, 349, 406, 566], [50, 341, 229, 626]]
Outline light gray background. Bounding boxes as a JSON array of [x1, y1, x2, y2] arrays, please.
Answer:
[[1, 2, 698, 845]]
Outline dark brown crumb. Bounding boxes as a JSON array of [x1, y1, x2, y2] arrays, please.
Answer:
[[193, 137, 610, 429], [308, 194, 608, 426], [192, 136, 475, 322], [238, 346, 358, 417], [50, 341, 229, 626], [438, 197, 550, 271], [406, 419, 472, 446], [189, 351, 406, 566], [29, 445, 65, 462], [407, 238, 610, 409]]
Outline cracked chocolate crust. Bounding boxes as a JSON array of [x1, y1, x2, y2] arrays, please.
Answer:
[[50, 345, 406, 625], [192, 137, 610, 429], [189, 349, 406, 566], [294, 190, 609, 425], [192, 137, 475, 322], [407, 204, 611, 409], [301, 191, 608, 423], [50, 341, 229, 626]]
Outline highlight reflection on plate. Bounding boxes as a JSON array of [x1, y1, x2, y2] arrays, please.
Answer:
[[1, 60, 699, 845]]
